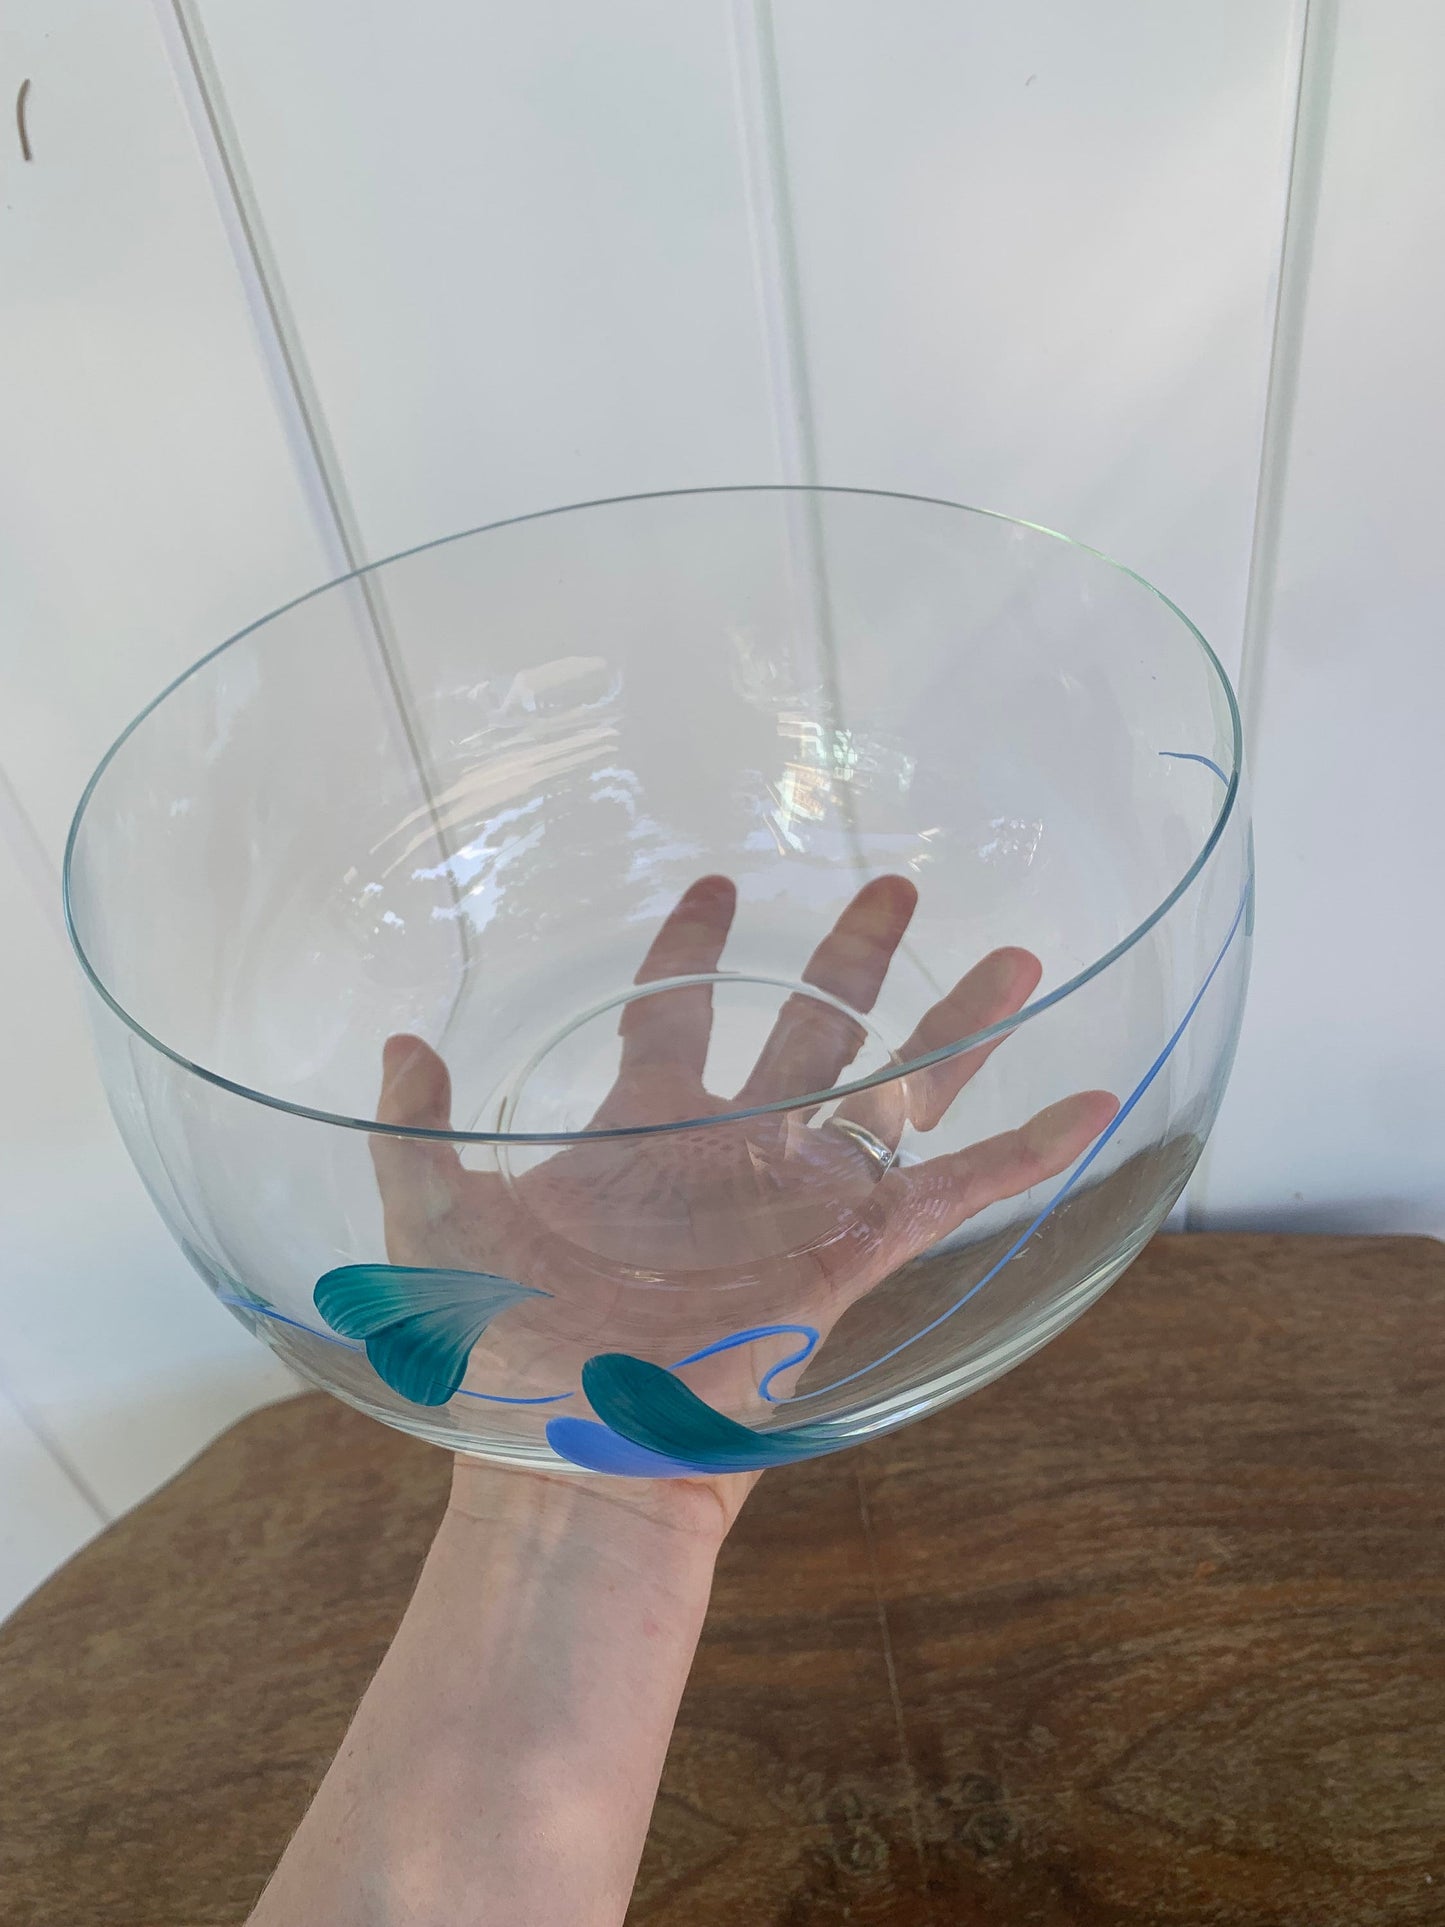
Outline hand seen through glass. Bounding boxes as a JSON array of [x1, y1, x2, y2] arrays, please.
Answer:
[[369, 874, 1117, 1532]]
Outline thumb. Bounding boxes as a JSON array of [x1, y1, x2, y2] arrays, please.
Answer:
[[369, 1034, 464, 1252], [378, 1032, 454, 1130], [881, 1088, 1119, 1273]]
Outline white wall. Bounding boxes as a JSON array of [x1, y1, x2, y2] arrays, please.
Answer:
[[0, 0, 1439, 1612]]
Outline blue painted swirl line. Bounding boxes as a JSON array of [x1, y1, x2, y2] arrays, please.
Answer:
[[669, 1323, 820, 1400], [771, 872, 1252, 1407], [456, 1385, 573, 1407], [1160, 749, 1230, 784], [218, 1296, 348, 1346], [750, 746, 1233, 1408], [217, 1299, 819, 1408]]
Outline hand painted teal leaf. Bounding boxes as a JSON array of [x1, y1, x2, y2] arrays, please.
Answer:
[[579, 1352, 841, 1472], [314, 1265, 518, 1338], [314, 1265, 546, 1407]]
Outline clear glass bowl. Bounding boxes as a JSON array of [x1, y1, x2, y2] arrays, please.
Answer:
[[64, 488, 1251, 1477]]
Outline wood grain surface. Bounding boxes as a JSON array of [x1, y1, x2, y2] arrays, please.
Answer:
[[1, 1234, 1441, 1925]]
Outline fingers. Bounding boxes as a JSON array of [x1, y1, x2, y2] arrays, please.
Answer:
[[734, 875, 918, 1108], [631, 874, 739, 987], [882, 1088, 1120, 1271], [618, 875, 737, 1078], [839, 946, 1042, 1138], [369, 1034, 464, 1246]]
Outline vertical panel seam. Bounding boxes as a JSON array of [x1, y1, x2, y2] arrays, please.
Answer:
[[0, 766, 63, 931], [0, 1369, 113, 1527], [152, 0, 472, 982], [152, 0, 360, 579], [1233, 0, 1335, 771], [727, 0, 820, 486], [729, 3, 882, 896], [1187, 0, 1334, 1229]]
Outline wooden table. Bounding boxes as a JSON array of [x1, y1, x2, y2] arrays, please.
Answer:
[[2, 1234, 1442, 1925]]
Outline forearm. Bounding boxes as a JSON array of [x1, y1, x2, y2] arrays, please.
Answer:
[[249, 1467, 724, 1927]]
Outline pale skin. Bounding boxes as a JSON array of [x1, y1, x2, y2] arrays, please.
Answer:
[[248, 878, 1116, 1926]]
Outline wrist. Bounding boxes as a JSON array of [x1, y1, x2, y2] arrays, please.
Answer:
[[446, 1455, 741, 1566]]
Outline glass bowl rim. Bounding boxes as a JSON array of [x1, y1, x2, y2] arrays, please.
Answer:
[[63, 483, 1244, 1147]]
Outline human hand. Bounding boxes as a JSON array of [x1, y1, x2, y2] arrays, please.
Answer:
[[347, 875, 1115, 1533]]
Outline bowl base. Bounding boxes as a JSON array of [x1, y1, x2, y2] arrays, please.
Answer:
[[475, 970, 904, 1143]]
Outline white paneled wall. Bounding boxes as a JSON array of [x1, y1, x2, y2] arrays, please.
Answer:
[[0, 0, 1439, 1612]]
